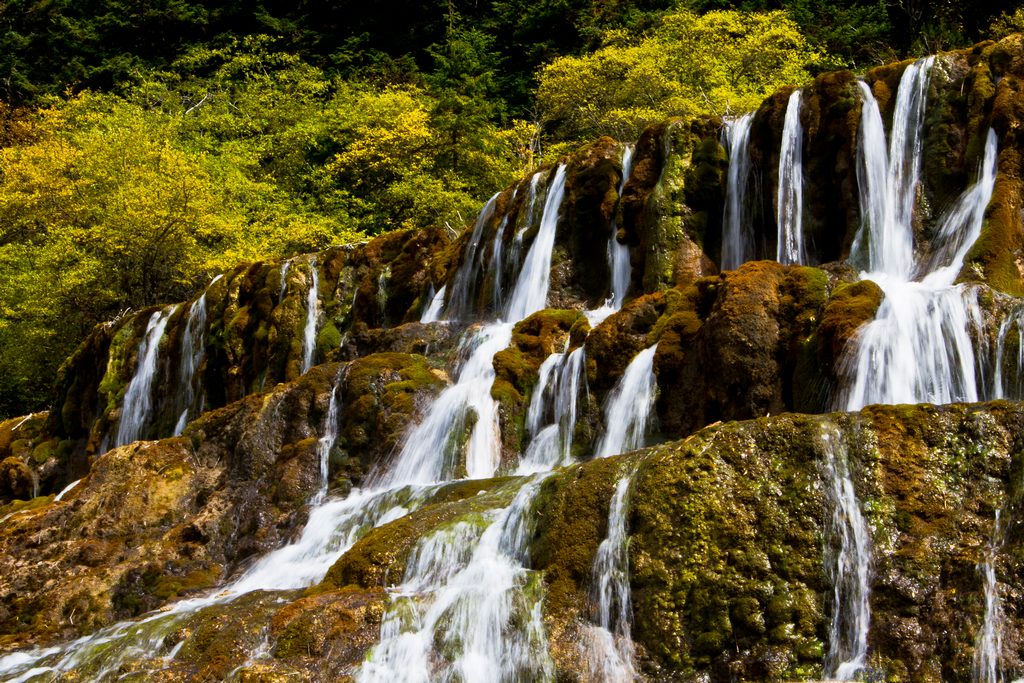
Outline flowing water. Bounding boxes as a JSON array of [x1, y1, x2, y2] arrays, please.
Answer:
[[446, 193, 500, 321], [586, 470, 637, 681], [721, 112, 755, 270], [278, 260, 291, 302], [608, 145, 635, 310], [173, 275, 221, 435], [974, 510, 1005, 683], [420, 284, 447, 324], [356, 475, 555, 683], [821, 424, 872, 680], [595, 345, 659, 458], [113, 305, 178, 449], [301, 258, 320, 374], [517, 346, 587, 474], [505, 165, 568, 321], [777, 89, 806, 265]]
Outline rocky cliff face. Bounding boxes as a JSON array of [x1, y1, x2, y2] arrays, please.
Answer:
[[4, 34, 1024, 683]]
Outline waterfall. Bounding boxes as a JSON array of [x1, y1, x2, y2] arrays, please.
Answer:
[[312, 369, 343, 504], [595, 345, 658, 458], [851, 58, 934, 278], [446, 193, 500, 321], [586, 471, 637, 681], [608, 144, 635, 309], [505, 164, 568, 321], [517, 346, 587, 474], [376, 322, 514, 487], [301, 258, 320, 374], [974, 510, 1005, 683], [821, 424, 872, 680], [173, 275, 221, 436], [113, 305, 177, 449], [994, 306, 1024, 399], [278, 260, 291, 302], [420, 284, 446, 324], [841, 130, 998, 411], [490, 216, 509, 311], [721, 112, 755, 270], [777, 90, 806, 265], [357, 475, 555, 683], [377, 266, 390, 320]]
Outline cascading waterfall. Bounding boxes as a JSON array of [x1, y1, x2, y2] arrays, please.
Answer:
[[173, 275, 222, 435], [113, 305, 177, 449], [301, 258, 320, 374], [517, 346, 587, 474], [586, 471, 637, 681], [974, 510, 1005, 683], [312, 369, 343, 504], [821, 424, 872, 681], [357, 475, 555, 683], [841, 129, 998, 411], [506, 165, 568, 321], [446, 193, 500, 321], [777, 90, 806, 265], [851, 58, 934, 277], [608, 145, 635, 309], [721, 112, 755, 270], [377, 322, 514, 486], [595, 345, 659, 458], [490, 216, 510, 311]]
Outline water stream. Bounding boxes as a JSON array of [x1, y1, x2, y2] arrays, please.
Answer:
[[777, 89, 806, 265], [595, 344, 659, 458], [301, 258, 320, 374], [721, 112, 755, 270], [113, 305, 177, 449]]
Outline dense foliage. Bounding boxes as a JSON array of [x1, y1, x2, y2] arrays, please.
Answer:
[[0, 0, 1022, 417]]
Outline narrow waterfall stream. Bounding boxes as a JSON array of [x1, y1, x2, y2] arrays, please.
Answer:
[[820, 424, 872, 680], [516, 346, 587, 474], [113, 305, 178, 449], [173, 275, 221, 435], [595, 344, 659, 458], [721, 112, 755, 270], [586, 470, 637, 681], [420, 283, 447, 324], [777, 89, 806, 265], [974, 510, 1005, 683], [608, 144, 635, 310], [301, 258, 320, 374]]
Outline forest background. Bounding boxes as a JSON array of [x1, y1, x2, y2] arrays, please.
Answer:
[[0, 0, 1021, 418]]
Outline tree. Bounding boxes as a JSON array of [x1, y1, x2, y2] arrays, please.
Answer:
[[536, 9, 827, 141]]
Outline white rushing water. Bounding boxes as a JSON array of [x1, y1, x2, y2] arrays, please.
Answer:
[[994, 305, 1024, 400], [113, 305, 177, 449], [173, 274, 221, 435], [490, 216, 510, 312], [517, 346, 587, 474], [446, 193, 500, 321], [586, 470, 637, 681], [595, 344, 658, 458], [777, 89, 806, 265], [821, 424, 872, 681], [357, 475, 555, 683], [608, 145, 635, 310], [278, 260, 291, 302], [506, 165, 568, 321], [420, 284, 447, 324], [721, 112, 755, 270], [974, 510, 1005, 683], [378, 321, 514, 487], [301, 258, 320, 374], [842, 129, 998, 411], [851, 58, 934, 278]]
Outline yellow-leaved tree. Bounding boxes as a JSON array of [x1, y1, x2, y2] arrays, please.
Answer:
[[536, 9, 827, 142]]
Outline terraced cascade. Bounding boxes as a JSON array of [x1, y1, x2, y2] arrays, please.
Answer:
[[8, 36, 1024, 683]]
